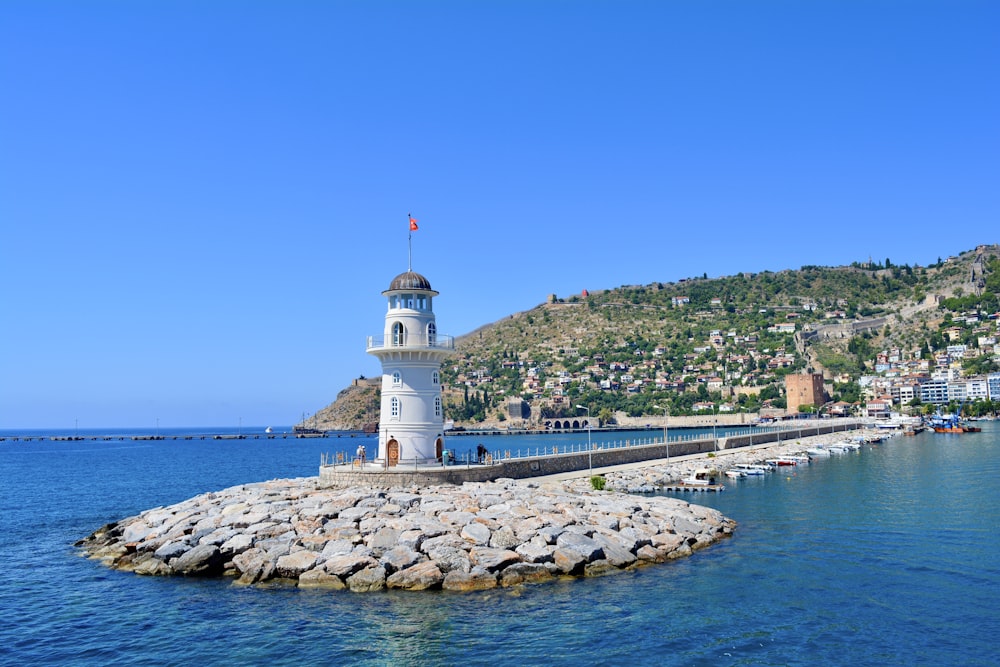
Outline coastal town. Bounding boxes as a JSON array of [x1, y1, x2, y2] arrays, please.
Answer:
[[425, 246, 1000, 431]]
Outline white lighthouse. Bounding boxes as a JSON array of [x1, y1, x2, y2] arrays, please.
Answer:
[[366, 270, 454, 467]]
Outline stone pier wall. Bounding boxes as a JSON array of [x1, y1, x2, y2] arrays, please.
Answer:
[[318, 422, 865, 488]]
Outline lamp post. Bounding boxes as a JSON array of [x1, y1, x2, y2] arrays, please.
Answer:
[[713, 404, 718, 453], [575, 404, 592, 475], [653, 404, 669, 460]]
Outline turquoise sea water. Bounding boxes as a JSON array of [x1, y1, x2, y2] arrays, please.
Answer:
[[1, 425, 997, 666]]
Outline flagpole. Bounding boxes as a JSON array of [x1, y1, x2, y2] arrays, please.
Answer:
[[407, 212, 412, 271]]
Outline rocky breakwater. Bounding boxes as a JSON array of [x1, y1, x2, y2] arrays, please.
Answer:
[[78, 477, 735, 592]]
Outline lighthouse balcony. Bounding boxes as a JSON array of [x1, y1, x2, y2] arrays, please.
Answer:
[[367, 334, 455, 351]]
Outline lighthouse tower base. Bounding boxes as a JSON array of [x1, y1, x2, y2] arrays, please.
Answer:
[[318, 464, 505, 489], [378, 426, 445, 467]]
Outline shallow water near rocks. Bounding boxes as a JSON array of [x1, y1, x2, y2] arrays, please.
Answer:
[[1, 425, 997, 665]]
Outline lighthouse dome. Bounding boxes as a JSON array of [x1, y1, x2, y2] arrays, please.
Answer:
[[388, 270, 432, 292]]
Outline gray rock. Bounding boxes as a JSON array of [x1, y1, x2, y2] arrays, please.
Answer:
[[424, 546, 471, 574], [220, 533, 255, 556], [584, 559, 619, 577], [133, 553, 173, 576], [460, 522, 491, 545], [346, 565, 386, 592], [380, 546, 421, 574], [590, 535, 637, 567], [321, 539, 355, 559], [555, 532, 604, 561], [153, 540, 189, 561], [439, 511, 476, 525], [420, 534, 468, 553], [515, 536, 554, 564], [442, 567, 497, 591], [552, 547, 587, 575], [489, 525, 520, 550], [366, 527, 400, 556], [387, 492, 422, 508], [121, 520, 156, 544], [500, 562, 553, 587], [469, 547, 520, 573], [537, 525, 564, 544], [386, 561, 444, 590], [298, 569, 346, 589], [172, 543, 224, 576], [397, 529, 426, 552], [323, 553, 377, 578], [476, 495, 503, 508], [233, 547, 272, 584], [275, 550, 319, 578]]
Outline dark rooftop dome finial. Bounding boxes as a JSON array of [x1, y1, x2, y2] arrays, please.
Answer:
[[387, 270, 433, 292]]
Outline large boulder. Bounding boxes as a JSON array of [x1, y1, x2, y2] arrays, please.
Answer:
[[552, 547, 587, 575], [233, 548, 276, 584], [469, 547, 520, 573], [298, 569, 346, 589], [172, 544, 224, 576], [555, 532, 604, 561], [500, 563, 553, 587], [324, 553, 378, 578], [442, 567, 497, 591], [380, 546, 422, 574], [346, 565, 386, 592], [459, 522, 491, 545], [386, 562, 444, 590], [275, 550, 319, 578]]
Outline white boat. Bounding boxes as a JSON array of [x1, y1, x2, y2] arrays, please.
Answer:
[[733, 463, 769, 475], [680, 468, 717, 486], [806, 447, 830, 457], [724, 469, 745, 479]]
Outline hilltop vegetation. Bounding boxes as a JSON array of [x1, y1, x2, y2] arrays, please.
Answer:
[[309, 245, 999, 430]]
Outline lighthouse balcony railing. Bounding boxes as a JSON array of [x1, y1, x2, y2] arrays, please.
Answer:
[[366, 334, 455, 351]]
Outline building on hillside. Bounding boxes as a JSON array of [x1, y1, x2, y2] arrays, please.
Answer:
[[785, 372, 827, 413], [988, 373, 1000, 400], [920, 379, 950, 405], [865, 397, 892, 419]]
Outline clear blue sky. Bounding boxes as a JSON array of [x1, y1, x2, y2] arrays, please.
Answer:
[[2, 1, 997, 429]]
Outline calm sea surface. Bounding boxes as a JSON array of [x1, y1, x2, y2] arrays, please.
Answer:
[[1, 425, 997, 666]]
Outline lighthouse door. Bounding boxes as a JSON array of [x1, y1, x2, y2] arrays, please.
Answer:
[[387, 439, 399, 467], [435, 438, 443, 461]]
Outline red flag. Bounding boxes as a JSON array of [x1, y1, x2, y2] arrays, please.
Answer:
[[409, 216, 419, 231]]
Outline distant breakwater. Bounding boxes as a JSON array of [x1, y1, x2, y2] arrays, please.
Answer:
[[77, 477, 734, 592]]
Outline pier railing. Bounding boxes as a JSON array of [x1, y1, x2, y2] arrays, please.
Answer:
[[319, 421, 866, 473]]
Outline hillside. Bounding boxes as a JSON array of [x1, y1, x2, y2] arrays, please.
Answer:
[[306, 244, 998, 431], [308, 379, 380, 432]]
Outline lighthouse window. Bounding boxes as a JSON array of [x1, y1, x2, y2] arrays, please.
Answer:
[[392, 322, 405, 346], [390, 397, 400, 420], [434, 396, 442, 418], [432, 370, 439, 385], [416, 295, 427, 310], [391, 370, 402, 387], [427, 322, 437, 346]]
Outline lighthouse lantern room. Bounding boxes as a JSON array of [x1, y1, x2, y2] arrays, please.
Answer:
[[366, 270, 454, 466]]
